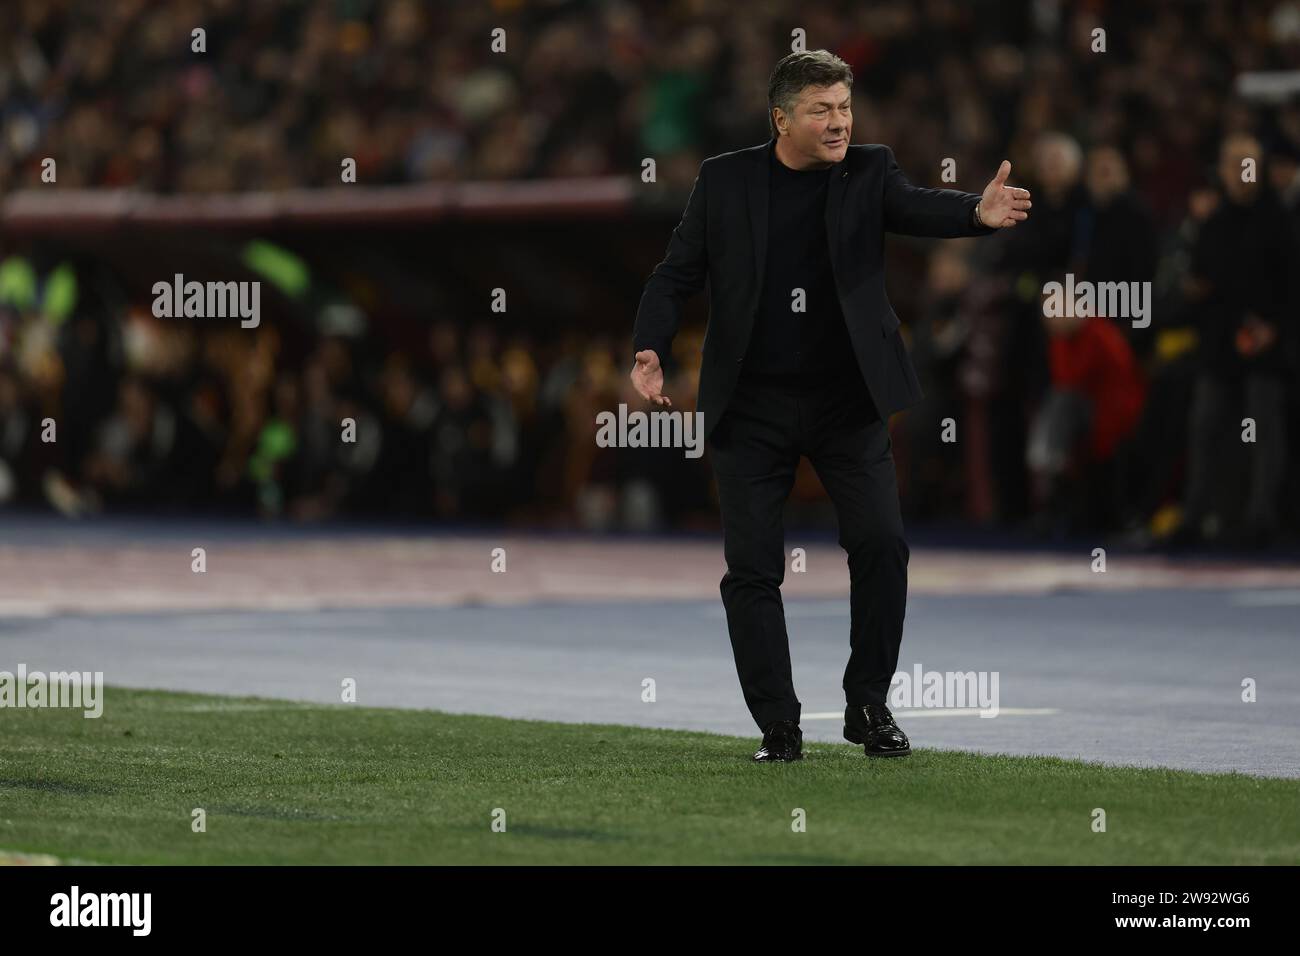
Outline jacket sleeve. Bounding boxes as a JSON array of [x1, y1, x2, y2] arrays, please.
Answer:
[[632, 161, 709, 373], [882, 145, 996, 238]]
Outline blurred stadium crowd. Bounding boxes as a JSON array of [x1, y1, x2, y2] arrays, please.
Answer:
[[2, 0, 1300, 546]]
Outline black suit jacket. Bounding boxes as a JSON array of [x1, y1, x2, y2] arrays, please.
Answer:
[[633, 137, 994, 439]]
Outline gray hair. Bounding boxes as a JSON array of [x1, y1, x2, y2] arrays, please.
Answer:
[[767, 50, 854, 137]]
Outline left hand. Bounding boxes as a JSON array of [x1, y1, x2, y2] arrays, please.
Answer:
[[978, 160, 1031, 228]]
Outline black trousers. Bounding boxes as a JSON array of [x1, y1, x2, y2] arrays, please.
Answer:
[[706, 367, 909, 731]]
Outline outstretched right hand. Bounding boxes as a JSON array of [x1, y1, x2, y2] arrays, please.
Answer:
[[631, 350, 672, 407]]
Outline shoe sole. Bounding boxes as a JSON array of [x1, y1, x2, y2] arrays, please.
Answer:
[[843, 725, 911, 757]]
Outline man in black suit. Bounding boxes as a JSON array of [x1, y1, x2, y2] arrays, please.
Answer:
[[630, 50, 1030, 761]]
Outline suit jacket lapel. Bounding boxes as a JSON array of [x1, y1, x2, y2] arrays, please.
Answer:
[[825, 153, 848, 275], [747, 139, 773, 291]]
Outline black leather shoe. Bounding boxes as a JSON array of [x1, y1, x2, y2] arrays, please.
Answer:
[[753, 719, 803, 762], [844, 704, 911, 757]]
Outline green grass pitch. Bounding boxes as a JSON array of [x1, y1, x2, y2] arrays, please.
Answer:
[[1, 687, 1296, 865]]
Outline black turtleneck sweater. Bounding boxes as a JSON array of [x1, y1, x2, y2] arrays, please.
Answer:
[[740, 147, 858, 381]]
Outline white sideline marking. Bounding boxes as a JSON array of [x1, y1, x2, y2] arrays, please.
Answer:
[[701, 601, 848, 619], [0, 600, 56, 617], [803, 708, 1060, 720], [0, 848, 63, 866]]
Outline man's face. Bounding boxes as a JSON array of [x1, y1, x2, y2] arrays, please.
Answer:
[[775, 82, 851, 168], [1086, 147, 1127, 204]]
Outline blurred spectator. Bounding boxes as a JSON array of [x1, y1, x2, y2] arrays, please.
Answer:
[[1168, 133, 1297, 547], [1080, 145, 1159, 356], [900, 244, 975, 522], [1026, 306, 1145, 536], [83, 377, 175, 508]]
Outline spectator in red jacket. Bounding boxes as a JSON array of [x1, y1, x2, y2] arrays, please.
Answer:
[[1026, 305, 1146, 535]]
